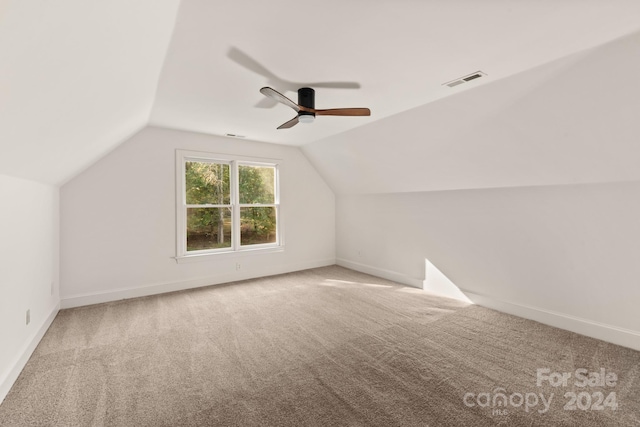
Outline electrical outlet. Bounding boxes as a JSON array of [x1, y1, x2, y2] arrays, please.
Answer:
[[235, 262, 241, 271], [26, 309, 30, 325]]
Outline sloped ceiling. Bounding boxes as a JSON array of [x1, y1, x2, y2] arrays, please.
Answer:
[[0, 0, 180, 184], [302, 31, 640, 194], [151, 0, 640, 147], [2, 0, 640, 186]]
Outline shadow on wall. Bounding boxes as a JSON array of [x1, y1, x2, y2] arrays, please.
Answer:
[[423, 258, 474, 303]]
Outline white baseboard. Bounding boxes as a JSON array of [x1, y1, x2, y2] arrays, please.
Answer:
[[0, 302, 60, 405], [461, 289, 640, 351], [336, 258, 423, 289], [336, 258, 640, 351], [61, 258, 336, 309]]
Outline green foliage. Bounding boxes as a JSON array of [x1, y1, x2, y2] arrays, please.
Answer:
[[185, 162, 230, 250], [239, 165, 274, 204], [241, 207, 276, 244], [185, 162, 230, 205], [239, 165, 276, 244], [186, 208, 231, 250], [186, 162, 277, 249]]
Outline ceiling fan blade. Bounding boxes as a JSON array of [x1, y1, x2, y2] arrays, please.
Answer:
[[254, 96, 278, 109], [277, 116, 299, 129], [260, 87, 300, 112], [313, 108, 371, 116], [228, 47, 277, 79]]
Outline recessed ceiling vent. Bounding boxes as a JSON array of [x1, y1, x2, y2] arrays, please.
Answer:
[[225, 133, 246, 138], [443, 71, 486, 88]]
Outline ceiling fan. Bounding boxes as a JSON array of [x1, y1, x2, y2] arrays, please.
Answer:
[[260, 87, 371, 129]]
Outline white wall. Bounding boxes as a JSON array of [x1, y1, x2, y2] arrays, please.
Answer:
[[0, 174, 59, 403], [336, 182, 640, 348], [60, 127, 335, 307], [303, 32, 640, 349]]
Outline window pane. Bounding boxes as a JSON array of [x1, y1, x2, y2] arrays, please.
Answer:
[[185, 162, 230, 205], [240, 207, 276, 246], [187, 207, 232, 251], [239, 165, 275, 204]]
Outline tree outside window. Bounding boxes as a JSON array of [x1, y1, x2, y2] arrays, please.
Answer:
[[179, 152, 280, 256]]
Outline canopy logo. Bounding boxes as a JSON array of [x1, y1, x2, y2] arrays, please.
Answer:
[[463, 388, 552, 415]]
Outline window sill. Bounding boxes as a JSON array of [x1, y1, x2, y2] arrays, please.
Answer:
[[174, 246, 284, 264]]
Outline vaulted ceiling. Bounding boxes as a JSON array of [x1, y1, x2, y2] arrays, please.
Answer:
[[304, 30, 640, 194], [2, 0, 640, 185]]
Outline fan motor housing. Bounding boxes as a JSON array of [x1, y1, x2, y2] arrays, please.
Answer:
[[298, 87, 315, 120]]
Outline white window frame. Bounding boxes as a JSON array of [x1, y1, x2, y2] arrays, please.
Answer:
[[175, 150, 283, 263]]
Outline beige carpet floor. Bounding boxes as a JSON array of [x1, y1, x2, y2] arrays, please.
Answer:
[[0, 266, 638, 426]]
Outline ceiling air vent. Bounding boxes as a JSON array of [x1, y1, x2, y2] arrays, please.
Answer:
[[443, 71, 486, 88], [225, 133, 246, 138]]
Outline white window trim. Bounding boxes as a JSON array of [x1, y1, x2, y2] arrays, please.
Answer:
[[174, 150, 283, 263]]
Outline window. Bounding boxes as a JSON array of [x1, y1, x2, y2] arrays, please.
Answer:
[[176, 150, 281, 260]]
